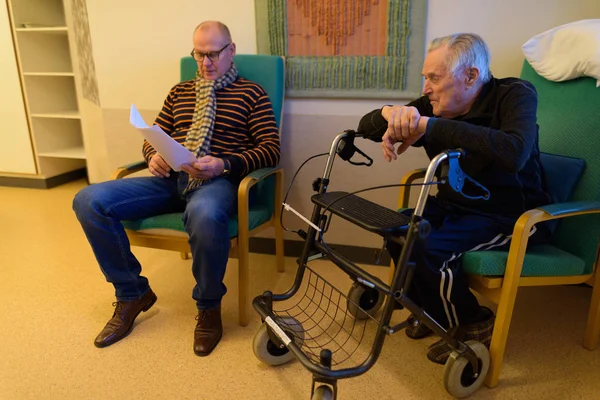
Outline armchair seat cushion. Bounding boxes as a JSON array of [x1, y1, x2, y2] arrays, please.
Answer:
[[462, 244, 586, 277], [122, 206, 271, 238]]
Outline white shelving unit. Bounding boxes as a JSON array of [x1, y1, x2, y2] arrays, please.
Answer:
[[1, 0, 90, 187]]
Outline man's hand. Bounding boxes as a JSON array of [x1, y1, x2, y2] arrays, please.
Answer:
[[381, 105, 429, 162], [149, 154, 171, 178], [181, 155, 225, 180]]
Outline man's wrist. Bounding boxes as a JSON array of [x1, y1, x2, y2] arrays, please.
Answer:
[[418, 117, 430, 134], [221, 158, 231, 176]]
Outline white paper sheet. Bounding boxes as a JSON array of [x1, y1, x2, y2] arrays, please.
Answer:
[[129, 104, 196, 171]]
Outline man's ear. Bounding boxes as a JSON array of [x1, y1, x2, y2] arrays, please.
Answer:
[[466, 67, 480, 84], [230, 43, 237, 58]]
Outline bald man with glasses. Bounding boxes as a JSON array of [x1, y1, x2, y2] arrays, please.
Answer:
[[73, 21, 280, 357]]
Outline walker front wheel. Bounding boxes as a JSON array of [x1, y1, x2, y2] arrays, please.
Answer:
[[346, 282, 384, 320], [443, 340, 490, 398], [253, 317, 304, 366]]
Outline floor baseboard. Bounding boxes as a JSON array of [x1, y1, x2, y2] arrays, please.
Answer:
[[0, 168, 87, 189]]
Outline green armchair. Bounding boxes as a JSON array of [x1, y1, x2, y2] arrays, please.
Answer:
[[395, 60, 600, 388]]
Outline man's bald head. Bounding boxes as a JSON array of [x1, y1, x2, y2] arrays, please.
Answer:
[[194, 21, 232, 43]]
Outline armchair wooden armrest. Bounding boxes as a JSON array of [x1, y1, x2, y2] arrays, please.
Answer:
[[111, 161, 148, 180]]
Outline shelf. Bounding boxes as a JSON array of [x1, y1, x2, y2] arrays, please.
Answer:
[[16, 30, 73, 73], [38, 146, 86, 160], [10, 0, 67, 28], [15, 27, 68, 34], [23, 72, 74, 77], [24, 75, 78, 115], [31, 111, 81, 119]]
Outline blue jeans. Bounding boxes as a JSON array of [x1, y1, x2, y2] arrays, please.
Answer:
[[73, 172, 238, 309]]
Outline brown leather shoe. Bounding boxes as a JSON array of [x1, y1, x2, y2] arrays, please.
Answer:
[[94, 289, 157, 348], [194, 305, 222, 356]]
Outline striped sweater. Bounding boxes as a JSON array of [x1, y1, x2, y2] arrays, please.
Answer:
[[143, 77, 280, 178]]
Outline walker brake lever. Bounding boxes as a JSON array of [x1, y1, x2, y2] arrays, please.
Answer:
[[337, 130, 374, 167], [445, 150, 490, 201]]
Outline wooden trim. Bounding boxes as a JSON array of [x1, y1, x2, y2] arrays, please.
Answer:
[[584, 246, 600, 350], [111, 163, 148, 180], [484, 208, 534, 388], [125, 230, 190, 253], [273, 168, 285, 272], [387, 168, 427, 282], [398, 168, 426, 209], [468, 273, 593, 290], [237, 170, 252, 327]]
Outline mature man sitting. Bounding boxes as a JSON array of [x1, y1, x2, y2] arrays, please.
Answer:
[[359, 33, 552, 363], [73, 21, 280, 356]]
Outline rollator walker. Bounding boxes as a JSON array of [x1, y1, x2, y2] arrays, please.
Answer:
[[252, 130, 492, 399]]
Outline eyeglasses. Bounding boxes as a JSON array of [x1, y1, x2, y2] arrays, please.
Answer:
[[190, 43, 231, 63]]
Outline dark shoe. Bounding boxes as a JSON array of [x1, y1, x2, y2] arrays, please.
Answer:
[[406, 314, 433, 339], [194, 305, 222, 356], [427, 306, 495, 364], [94, 289, 157, 348]]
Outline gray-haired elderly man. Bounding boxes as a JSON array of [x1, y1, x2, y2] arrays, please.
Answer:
[[358, 33, 552, 364]]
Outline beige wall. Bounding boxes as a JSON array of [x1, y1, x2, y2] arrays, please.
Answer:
[[85, 0, 600, 248], [86, 0, 257, 110]]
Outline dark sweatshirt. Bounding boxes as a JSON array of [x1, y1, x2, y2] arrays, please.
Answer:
[[358, 77, 552, 217]]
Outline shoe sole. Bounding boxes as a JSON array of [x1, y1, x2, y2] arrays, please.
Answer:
[[94, 294, 157, 348], [194, 330, 223, 357]]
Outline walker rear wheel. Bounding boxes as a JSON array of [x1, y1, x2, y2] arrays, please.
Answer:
[[346, 282, 384, 320]]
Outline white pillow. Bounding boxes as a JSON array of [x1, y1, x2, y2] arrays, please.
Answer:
[[522, 19, 600, 87]]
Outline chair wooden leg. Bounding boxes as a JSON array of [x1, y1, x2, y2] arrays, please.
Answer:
[[274, 169, 285, 273], [180, 252, 189, 260], [485, 287, 518, 388], [274, 222, 285, 273], [238, 247, 249, 327], [584, 269, 600, 350], [484, 220, 529, 388]]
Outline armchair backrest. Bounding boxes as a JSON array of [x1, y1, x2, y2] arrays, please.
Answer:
[[180, 55, 285, 128], [180, 55, 285, 217], [520, 61, 600, 273]]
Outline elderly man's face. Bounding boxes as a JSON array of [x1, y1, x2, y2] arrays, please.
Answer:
[[421, 46, 475, 118], [192, 25, 235, 80]]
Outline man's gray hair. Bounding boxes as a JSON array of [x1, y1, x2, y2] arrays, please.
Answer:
[[428, 33, 492, 84]]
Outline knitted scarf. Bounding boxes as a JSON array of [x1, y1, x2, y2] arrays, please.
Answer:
[[183, 64, 238, 194]]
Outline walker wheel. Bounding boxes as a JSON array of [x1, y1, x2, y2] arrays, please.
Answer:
[[311, 385, 333, 400], [346, 282, 384, 320], [253, 317, 304, 366], [443, 340, 490, 398]]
